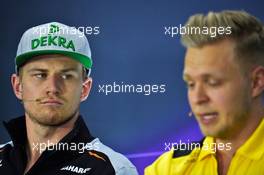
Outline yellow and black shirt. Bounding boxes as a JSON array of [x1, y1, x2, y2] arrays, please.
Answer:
[[145, 119, 264, 175]]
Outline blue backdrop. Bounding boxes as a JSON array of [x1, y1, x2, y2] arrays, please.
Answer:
[[1, 0, 263, 174]]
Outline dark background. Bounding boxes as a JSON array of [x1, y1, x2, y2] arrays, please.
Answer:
[[1, 0, 263, 174]]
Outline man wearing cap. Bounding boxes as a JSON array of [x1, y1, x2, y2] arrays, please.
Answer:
[[0, 22, 138, 175], [145, 10, 264, 175]]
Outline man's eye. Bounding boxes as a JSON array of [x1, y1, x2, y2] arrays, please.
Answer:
[[61, 74, 73, 80], [207, 79, 220, 86], [186, 82, 195, 89], [34, 73, 47, 79]]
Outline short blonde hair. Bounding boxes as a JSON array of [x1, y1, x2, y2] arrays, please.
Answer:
[[181, 10, 264, 67]]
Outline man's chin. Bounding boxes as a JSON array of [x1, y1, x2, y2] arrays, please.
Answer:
[[200, 127, 220, 137], [201, 128, 228, 139], [30, 114, 76, 127]]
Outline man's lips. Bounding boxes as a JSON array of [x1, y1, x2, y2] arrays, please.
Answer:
[[196, 112, 218, 125], [40, 99, 63, 105]]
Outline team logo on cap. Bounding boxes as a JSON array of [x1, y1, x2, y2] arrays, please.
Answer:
[[31, 24, 75, 52], [49, 24, 60, 33]]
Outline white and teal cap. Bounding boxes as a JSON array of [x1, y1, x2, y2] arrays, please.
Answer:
[[15, 22, 92, 73]]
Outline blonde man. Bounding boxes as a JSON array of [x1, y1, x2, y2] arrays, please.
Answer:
[[145, 10, 264, 175]]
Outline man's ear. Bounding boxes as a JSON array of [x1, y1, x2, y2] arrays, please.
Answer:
[[11, 74, 23, 100], [81, 77, 92, 102], [251, 66, 264, 98]]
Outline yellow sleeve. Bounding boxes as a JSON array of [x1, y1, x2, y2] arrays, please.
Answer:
[[144, 150, 174, 175]]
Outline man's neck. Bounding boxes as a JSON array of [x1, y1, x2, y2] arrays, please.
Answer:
[[24, 113, 79, 174], [215, 108, 263, 175], [216, 107, 263, 153]]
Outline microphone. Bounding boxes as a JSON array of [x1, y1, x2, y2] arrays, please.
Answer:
[[188, 111, 193, 117]]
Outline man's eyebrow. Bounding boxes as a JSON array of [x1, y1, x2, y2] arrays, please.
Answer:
[[60, 68, 79, 73], [27, 68, 79, 73], [183, 73, 220, 81], [27, 68, 48, 73], [182, 73, 191, 81]]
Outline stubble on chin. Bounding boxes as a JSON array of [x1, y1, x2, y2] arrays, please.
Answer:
[[25, 108, 79, 127]]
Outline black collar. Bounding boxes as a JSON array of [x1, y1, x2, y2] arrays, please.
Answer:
[[3, 116, 96, 174], [3, 115, 95, 147]]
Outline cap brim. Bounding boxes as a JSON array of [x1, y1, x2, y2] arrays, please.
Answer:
[[16, 50, 92, 69]]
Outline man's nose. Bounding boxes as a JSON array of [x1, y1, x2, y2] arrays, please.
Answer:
[[189, 84, 209, 105], [45, 75, 62, 95]]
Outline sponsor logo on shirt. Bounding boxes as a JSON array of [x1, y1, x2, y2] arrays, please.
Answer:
[[60, 165, 91, 174]]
